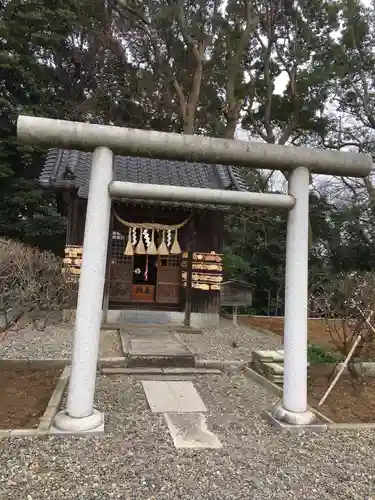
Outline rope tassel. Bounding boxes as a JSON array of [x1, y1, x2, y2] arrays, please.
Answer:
[[135, 228, 146, 255], [147, 228, 157, 255], [170, 228, 181, 254], [124, 228, 134, 256], [158, 230, 169, 256]]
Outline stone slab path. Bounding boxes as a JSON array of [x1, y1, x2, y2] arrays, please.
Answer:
[[120, 325, 196, 367], [164, 412, 223, 450], [142, 380, 207, 413], [142, 379, 221, 449]]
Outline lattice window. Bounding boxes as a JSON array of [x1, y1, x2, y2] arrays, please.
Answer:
[[160, 255, 181, 267], [111, 231, 133, 264]]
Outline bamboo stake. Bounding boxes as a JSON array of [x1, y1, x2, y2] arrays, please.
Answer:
[[318, 309, 374, 407], [318, 333, 362, 407]]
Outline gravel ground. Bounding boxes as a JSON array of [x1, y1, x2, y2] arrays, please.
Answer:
[[0, 326, 122, 359], [0, 317, 279, 362], [0, 373, 374, 500], [182, 317, 281, 361]]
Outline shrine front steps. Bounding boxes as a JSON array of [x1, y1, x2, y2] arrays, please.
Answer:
[[126, 354, 195, 368], [102, 322, 202, 335]]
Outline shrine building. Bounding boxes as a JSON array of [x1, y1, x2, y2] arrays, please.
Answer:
[[39, 149, 247, 328]]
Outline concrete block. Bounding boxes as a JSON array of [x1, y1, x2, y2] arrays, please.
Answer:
[[263, 362, 284, 375], [164, 412, 222, 449], [252, 350, 284, 363], [142, 380, 207, 413]]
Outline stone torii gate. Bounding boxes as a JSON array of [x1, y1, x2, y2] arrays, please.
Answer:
[[17, 115, 372, 434]]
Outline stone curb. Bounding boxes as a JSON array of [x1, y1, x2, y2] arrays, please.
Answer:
[[38, 366, 70, 432], [119, 330, 131, 357], [0, 429, 49, 437], [175, 326, 202, 335], [335, 361, 375, 375], [97, 357, 127, 370], [0, 365, 70, 437], [0, 358, 127, 369], [0, 357, 243, 372], [0, 359, 69, 369], [243, 365, 283, 396], [326, 422, 375, 430], [195, 359, 248, 372], [101, 367, 222, 375]]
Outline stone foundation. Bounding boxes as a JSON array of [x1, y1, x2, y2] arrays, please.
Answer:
[[63, 309, 219, 329]]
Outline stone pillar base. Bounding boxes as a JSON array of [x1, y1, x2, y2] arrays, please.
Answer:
[[263, 402, 327, 433], [50, 409, 105, 436], [271, 402, 317, 425]]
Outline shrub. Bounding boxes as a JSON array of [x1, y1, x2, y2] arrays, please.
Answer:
[[307, 344, 342, 364], [311, 272, 375, 367], [0, 238, 77, 330]]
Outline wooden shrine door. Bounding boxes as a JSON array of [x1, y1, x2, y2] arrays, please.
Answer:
[[156, 255, 181, 304], [109, 259, 133, 303], [108, 231, 133, 303]]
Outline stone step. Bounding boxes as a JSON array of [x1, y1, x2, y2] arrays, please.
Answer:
[[251, 349, 312, 386], [262, 362, 284, 375], [269, 377, 283, 384], [126, 354, 196, 368], [252, 349, 284, 364]]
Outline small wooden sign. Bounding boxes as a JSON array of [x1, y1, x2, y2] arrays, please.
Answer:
[[132, 284, 155, 302]]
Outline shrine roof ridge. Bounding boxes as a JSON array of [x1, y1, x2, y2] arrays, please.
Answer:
[[39, 148, 247, 210]]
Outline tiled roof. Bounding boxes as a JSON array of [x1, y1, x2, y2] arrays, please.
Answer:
[[40, 149, 247, 209]]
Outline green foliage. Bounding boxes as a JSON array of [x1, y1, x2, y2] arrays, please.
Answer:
[[0, 0, 77, 251], [0, 0, 375, 306], [307, 344, 343, 364]]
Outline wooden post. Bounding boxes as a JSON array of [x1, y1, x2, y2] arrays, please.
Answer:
[[102, 208, 113, 324], [232, 306, 238, 327], [66, 192, 73, 246], [69, 192, 79, 245], [184, 217, 195, 327], [184, 250, 193, 327]]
